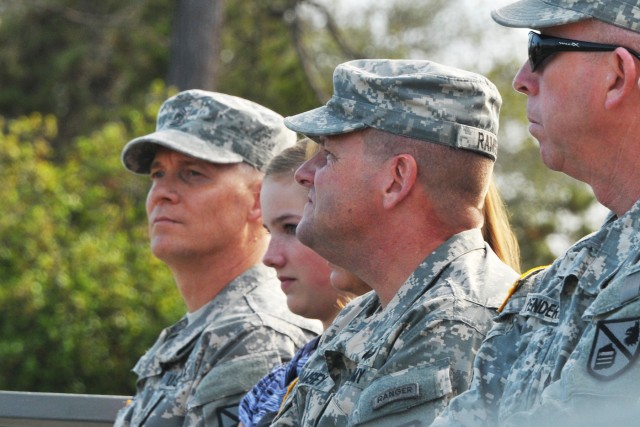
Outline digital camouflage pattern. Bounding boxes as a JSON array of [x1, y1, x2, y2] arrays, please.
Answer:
[[431, 200, 640, 426], [113, 264, 322, 427], [492, 0, 640, 31], [271, 229, 518, 427], [283, 59, 502, 161], [122, 90, 297, 174], [238, 336, 321, 427]]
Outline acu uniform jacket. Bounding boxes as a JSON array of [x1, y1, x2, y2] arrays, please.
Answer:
[[114, 264, 322, 427]]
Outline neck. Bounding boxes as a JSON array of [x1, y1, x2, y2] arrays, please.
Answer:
[[351, 219, 470, 308], [592, 184, 640, 218], [367, 238, 446, 308], [583, 104, 640, 216], [588, 151, 640, 217], [168, 237, 268, 312]]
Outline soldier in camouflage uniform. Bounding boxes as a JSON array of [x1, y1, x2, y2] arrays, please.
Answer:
[[268, 59, 519, 426], [114, 90, 322, 427], [431, 1, 640, 426]]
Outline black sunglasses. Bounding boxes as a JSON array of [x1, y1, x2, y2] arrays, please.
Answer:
[[528, 31, 640, 72]]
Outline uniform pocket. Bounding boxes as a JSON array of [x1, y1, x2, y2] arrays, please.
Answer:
[[351, 359, 452, 425], [188, 350, 282, 426], [190, 350, 281, 407]]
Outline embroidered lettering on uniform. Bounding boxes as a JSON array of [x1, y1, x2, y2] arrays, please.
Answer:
[[349, 367, 366, 384], [588, 317, 640, 381], [476, 132, 497, 157], [520, 293, 560, 323], [457, 127, 498, 159], [300, 370, 327, 386], [371, 383, 420, 410]]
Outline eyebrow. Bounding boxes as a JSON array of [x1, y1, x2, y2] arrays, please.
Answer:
[[149, 158, 162, 170], [271, 213, 301, 226]]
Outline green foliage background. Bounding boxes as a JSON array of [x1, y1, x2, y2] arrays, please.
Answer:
[[0, 0, 601, 394], [0, 84, 183, 394]]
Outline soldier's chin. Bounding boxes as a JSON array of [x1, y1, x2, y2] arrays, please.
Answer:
[[295, 218, 315, 248]]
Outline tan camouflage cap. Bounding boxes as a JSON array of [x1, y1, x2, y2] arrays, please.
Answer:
[[284, 59, 502, 161], [122, 90, 297, 174], [492, 0, 640, 31]]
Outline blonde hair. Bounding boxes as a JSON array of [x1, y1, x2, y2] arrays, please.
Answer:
[[264, 140, 310, 179], [482, 181, 520, 272]]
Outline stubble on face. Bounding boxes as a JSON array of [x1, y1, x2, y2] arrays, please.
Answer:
[[296, 132, 377, 265]]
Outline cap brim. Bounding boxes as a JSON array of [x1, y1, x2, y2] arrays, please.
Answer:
[[284, 105, 367, 138], [121, 129, 243, 174], [492, 0, 590, 29]]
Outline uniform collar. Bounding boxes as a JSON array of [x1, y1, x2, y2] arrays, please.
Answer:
[[133, 264, 273, 377]]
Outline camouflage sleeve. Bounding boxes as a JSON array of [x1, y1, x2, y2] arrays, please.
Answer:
[[429, 314, 524, 426], [430, 271, 545, 427], [345, 317, 489, 427], [498, 268, 640, 427]]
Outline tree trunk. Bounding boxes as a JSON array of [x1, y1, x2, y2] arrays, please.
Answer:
[[167, 0, 225, 91]]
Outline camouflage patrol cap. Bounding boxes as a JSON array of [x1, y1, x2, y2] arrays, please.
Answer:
[[284, 59, 502, 160], [492, 0, 640, 32], [122, 90, 296, 174]]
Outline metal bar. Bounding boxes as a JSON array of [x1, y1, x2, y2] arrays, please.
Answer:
[[0, 391, 130, 427]]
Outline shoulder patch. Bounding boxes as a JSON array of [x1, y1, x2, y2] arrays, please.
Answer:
[[588, 317, 640, 381], [498, 265, 549, 313], [371, 383, 420, 410]]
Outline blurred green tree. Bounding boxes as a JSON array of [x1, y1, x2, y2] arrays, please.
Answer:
[[0, 83, 182, 394], [0, 0, 174, 153]]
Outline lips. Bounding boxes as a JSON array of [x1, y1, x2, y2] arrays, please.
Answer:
[[526, 111, 540, 124], [278, 276, 295, 292], [150, 215, 179, 227]]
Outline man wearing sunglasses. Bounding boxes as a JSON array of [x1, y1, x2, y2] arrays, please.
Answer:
[[431, 1, 640, 426]]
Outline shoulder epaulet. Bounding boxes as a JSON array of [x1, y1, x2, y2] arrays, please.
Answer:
[[497, 265, 549, 313]]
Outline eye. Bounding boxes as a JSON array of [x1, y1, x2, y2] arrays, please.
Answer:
[[150, 169, 164, 180], [322, 147, 337, 163], [283, 223, 298, 235], [181, 167, 206, 182]]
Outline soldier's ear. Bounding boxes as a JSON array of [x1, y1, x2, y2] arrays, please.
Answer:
[[247, 179, 263, 222], [604, 47, 638, 109], [381, 154, 417, 210]]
